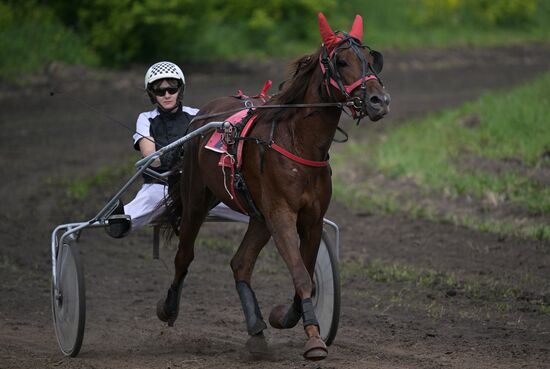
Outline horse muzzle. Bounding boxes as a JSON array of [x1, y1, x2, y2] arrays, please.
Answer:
[[364, 91, 390, 121]]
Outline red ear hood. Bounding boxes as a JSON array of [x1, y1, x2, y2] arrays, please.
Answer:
[[319, 13, 364, 51], [318, 12, 340, 51], [349, 15, 363, 42]]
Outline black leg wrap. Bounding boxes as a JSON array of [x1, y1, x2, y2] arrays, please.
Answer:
[[165, 283, 182, 316], [236, 281, 267, 336], [281, 301, 302, 328], [301, 298, 319, 328]]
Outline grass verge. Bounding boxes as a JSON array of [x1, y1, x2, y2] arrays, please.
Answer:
[[333, 72, 550, 242], [341, 257, 550, 315], [56, 160, 135, 200]]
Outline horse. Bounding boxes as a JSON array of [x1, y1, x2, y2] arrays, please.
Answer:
[[156, 12, 390, 361]]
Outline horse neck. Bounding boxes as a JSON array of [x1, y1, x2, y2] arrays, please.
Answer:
[[284, 71, 342, 161]]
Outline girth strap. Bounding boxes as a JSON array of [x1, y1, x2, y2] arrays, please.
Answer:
[[233, 169, 264, 220]]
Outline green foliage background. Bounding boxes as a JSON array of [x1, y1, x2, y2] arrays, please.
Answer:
[[45, 0, 336, 65], [1, 0, 549, 78], [0, 1, 98, 78]]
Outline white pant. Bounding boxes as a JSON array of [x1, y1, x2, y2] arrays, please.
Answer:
[[124, 183, 249, 230]]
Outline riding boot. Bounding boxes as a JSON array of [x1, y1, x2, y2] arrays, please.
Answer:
[[106, 200, 132, 238]]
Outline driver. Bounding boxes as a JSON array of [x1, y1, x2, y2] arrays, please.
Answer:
[[108, 61, 247, 238]]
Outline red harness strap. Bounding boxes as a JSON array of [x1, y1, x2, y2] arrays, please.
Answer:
[[270, 144, 329, 167], [210, 94, 331, 216], [236, 115, 329, 168], [233, 80, 273, 103]]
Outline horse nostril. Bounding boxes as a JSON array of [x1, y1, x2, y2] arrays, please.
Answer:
[[369, 95, 382, 105], [384, 94, 391, 105]]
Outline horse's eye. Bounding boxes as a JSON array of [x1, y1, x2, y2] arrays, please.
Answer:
[[335, 58, 348, 68]]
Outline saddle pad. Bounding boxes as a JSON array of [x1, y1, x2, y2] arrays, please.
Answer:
[[205, 108, 257, 168], [205, 109, 250, 154]]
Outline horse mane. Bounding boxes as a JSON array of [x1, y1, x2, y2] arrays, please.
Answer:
[[257, 47, 322, 124]]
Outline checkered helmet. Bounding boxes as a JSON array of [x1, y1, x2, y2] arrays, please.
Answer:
[[144, 61, 186, 105], [144, 61, 185, 90]]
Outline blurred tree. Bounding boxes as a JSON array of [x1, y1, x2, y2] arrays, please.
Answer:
[[3, 0, 546, 72], [411, 0, 538, 28], [35, 0, 335, 65], [0, 0, 97, 80]]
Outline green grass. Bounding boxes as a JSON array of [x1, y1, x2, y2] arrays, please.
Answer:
[[333, 72, 550, 241], [341, 257, 549, 314], [59, 162, 134, 200], [375, 73, 550, 210], [334, 176, 550, 242]]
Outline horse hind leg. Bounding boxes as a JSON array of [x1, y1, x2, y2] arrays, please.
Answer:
[[157, 202, 210, 326], [230, 218, 271, 352]]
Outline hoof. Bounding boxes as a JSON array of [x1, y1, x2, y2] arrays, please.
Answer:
[[303, 336, 328, 361], [156, 298, 176, 327], [157, 285, 182, 327], [246, 332, 269, 356], [269, 304, 299, 329], [248, 319, 268, 336], [156, 298, 169, 322]]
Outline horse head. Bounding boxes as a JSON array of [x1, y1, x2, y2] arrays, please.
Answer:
[[318, 13, 390, 122]]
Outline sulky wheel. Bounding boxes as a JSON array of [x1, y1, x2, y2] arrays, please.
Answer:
[[312, 230, 340, 346], [51, 243, 86, 357]]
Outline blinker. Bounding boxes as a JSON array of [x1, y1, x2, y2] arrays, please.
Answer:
[[369, 50, 384, 74]]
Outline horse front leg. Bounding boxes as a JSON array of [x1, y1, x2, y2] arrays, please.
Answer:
[[268, 219, 324, 331], [157, 206, 209, 326], [266, 212, 327, 361], [297, 219, 326, 359], [230, 217, 272, 353]]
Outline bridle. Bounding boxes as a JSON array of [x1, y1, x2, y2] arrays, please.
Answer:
[[319, 35, 384, 123]]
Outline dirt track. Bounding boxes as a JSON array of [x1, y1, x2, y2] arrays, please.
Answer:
[[1, 44, 550, 369]]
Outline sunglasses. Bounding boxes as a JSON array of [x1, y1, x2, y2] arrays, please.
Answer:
[[152, 86, 180, 96]]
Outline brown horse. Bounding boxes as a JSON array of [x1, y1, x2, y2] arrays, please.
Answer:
[[157, 13, 390, 360]]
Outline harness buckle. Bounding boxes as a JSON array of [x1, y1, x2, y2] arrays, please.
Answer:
[[223, 124, 236, 146], [351, 96, 363, 110]]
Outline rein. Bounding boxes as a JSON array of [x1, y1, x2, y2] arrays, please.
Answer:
[[190, 99, 358, 168], [51, 89, 351, 152], [189, 101, 350, 125]]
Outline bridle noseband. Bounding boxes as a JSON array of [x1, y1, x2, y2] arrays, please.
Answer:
[[319, 35, 384, 122]]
